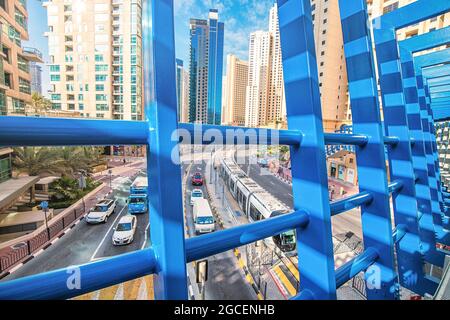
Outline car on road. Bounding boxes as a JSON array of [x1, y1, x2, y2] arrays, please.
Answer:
[[257, 158, 269, 168], [193, 199, 215, 235], [190, 189, 204, 205], [86, 199, 117, 224], [191, 172, 204, 186], [112, 215, 137, 246]]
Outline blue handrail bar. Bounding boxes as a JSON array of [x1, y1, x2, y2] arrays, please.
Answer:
[[186, 209, 309, 262], [335, 247, 379, 289], [0, 248, 157, 300], [330, 192, 373, 216]]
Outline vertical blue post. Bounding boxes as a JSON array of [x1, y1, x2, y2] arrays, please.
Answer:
[[277, 0, 336, 299], [372, 8, 443, 294], [397, 47, 445, 268], [415, 67, 446, 229], [339, 0, 398, 299], [143, 0, 188, 299]]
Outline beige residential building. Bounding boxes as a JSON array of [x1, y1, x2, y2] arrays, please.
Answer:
[[267, 4, 286, 127], [0, 0, 43, 116], [44, 0, 143, 120], [311, 0, 350, 132], [223, 54, 248, 126], [245, 30, 272, 128]]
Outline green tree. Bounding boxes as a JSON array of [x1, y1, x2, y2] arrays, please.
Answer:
[[12, 147, 60, 177], [31, 92, 52, 115], [50, 176, 81, 201], [55, 147, 91, 178]]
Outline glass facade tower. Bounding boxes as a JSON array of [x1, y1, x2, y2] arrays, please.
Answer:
[[188, 9, 224, 125]]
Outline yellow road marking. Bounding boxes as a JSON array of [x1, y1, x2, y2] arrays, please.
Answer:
[[124, 279, 140, 300], [284, 259, 299, 281], [145, 275, 154, 300], [273, 265, 296, 296], [98, 283, 121, 300]]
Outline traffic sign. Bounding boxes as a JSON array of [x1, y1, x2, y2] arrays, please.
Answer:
[[40, 201, 49, 209]]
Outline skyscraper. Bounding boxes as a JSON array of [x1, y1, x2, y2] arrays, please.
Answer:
[[176, 59, 189, 123], [188, 9, 224, 125], [267, 4, 286, 126], [176, 59, 184, 122], [24, 47, 44, 95], [44, 0, 143, 120], [223, 55, 248, 126], [244, 3, 286, 129], [245, 31, 272, 128]]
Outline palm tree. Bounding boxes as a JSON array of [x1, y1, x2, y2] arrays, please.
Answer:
[[12, 147, 60, 177], [55, 147, 91, 178], [30, 92, 52, 115]]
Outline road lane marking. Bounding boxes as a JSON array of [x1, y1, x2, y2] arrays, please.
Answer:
[[90, 205, 127, 261], [141, 223, 150, 250], [283, 257, 299, 281], [273, 265, 296, 297]]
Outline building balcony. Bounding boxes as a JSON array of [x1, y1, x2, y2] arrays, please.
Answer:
[[22, 47, 44, 63]]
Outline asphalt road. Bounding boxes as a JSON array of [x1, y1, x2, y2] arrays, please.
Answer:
[[183, 159, 257, 300], [2, 166, 149, 281]]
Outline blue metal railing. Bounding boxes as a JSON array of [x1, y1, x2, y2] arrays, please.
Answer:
[[0, 0, 449, 300]]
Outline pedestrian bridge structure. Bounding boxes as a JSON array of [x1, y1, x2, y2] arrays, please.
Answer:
[[0, 0, 450, 300]]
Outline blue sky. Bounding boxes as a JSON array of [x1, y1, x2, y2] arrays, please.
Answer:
[[27, 0, 275, 96]]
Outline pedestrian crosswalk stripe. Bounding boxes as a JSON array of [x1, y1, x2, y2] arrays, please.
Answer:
[[73, 276, 154, 300]]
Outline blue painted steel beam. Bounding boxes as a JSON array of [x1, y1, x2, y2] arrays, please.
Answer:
[[185, 210, 309, 262], [178, 123, 303, 146], [0, 116, 148, 146], [335, 247, 379, 289], [144, 0, 188, 299], [399, 26, 450, 53], [423, 64, 450, 79], [0, 248, 157, 300], [375, 0, 449, 31], [330, 192, 373, 217], [415, 48, 450, 70], [372, 0, 447, 295], [399, 47, 445, 267], [278, 0, 337, 300], [323, 133, 368, 146], [340, 0, 401, 299]]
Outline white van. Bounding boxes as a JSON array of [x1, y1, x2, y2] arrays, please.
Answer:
[[193, 199, 215, 234]]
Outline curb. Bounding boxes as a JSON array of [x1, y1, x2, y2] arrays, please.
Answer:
[[0, 217, 86, 281], [234, 249, 264, 300], [0, 187, 112, 280]]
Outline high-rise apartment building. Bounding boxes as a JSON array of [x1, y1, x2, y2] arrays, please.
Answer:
[[0, 0, 42, 116], [245, 30, 272, 128], [223, 55, 248, 126], [23, 47, 43, 94], [267, 4, 286, 126], [176, 58, 189, 123], [245, 3, 286, 128], [311, 0, 350, 132], [44, 0, 143, 120], [188, 9, 224, 125]]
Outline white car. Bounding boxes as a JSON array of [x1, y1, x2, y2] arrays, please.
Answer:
[[112, 215, 137, 246], [86, 199, 116, 224], [190, 189, 204, 205]]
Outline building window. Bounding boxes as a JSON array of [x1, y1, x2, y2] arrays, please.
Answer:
[[19, 78, 31, 94], [50, 74, 61, 82]]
